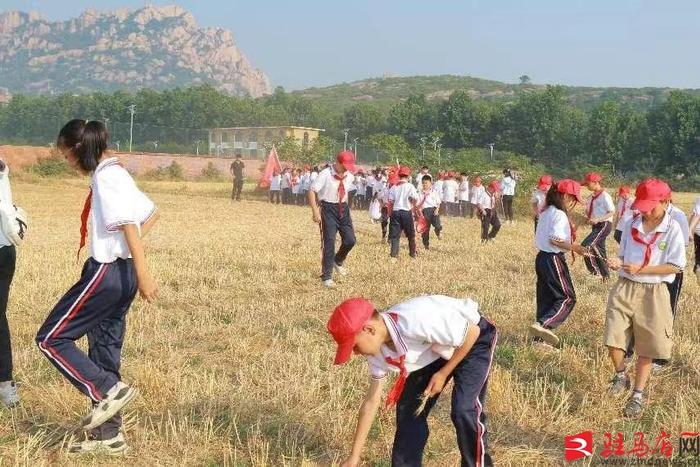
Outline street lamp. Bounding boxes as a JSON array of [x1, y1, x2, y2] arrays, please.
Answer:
[[127, 104, 136, 152], [437, 143, 443, 169], [488, 142, 495, 160], [153, 140, 159, 151], [420, 136, 427, 160], [115, 141, 120, 151], [353, 137, 359, 159], [343, 128, 350, 150], [195, 139, 202, 156]]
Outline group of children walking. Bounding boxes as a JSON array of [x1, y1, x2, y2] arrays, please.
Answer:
[[2, 131, 699, 466]]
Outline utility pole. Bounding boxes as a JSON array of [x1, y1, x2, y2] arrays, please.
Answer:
[[488, 142, 495, 160], [343, 128, 350, 150], [195, 139, 202, 156], [353, 137, 359, 158], [128, 104, 136, 152], [420, 136, 426, 160], [102, 116, 109, 131], [115, 141, 120, 151], [437, 143, 443, 169]]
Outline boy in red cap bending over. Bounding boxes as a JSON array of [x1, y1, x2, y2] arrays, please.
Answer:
[[328, 295, 497, 467], [605, 179, 686, 418]]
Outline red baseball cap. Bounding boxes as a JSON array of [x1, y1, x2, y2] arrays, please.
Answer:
[[398, 166, 411, 177], [582, 172, 602, 185], [618, 185, 631, 196], [487, 180, 500, 192], [556, 179, 583, 203], [538, 175, 553, 191], [388, 173, 399, 186], [327, 298, 375, 365], [632, 178, 671, 213], [336, 150, 357, 173]]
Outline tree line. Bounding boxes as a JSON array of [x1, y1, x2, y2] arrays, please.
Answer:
[[0, 84, 698, 187]]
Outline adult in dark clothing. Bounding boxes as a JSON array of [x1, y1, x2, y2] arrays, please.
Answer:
[[230, 154, 245, 201]]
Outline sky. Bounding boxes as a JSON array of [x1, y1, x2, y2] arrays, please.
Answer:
[[3, 0, 700, 90]]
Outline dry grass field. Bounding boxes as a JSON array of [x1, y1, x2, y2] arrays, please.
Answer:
[[0, 176, 698, 466]]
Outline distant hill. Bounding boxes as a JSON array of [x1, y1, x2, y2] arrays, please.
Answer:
[[0, 6, 271, 97], [292, 75, 700, 111]]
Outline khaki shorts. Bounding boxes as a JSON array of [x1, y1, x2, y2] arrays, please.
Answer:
[[604, 278, 674, 360]]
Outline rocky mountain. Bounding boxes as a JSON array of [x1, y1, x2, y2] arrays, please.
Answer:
[[0, 6, 271, 97]]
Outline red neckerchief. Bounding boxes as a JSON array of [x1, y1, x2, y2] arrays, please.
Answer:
[[630, 215, 663, 269], [419, 189, 431, 208], [587, 190, 603, 220], [618, 198, 629, 218], [78, 160, 124, 260], [384, 313, 407, 408], [333, 171, 346, 217]]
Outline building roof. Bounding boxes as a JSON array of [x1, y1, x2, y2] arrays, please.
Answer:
[[208, 126, 325, 132]]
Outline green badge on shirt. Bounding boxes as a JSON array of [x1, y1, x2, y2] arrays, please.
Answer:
[[658, 241, 667, 251]]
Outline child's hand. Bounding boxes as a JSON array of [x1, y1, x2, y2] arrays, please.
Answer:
[[571, 244, 586, 255], [424, 370, 448, 397], [622, 263, 643, 275], [138, 274, 158, 303], [607, 257, 622, 270], [312, 211, 321, 224]]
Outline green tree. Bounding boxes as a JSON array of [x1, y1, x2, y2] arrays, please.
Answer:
[[388, 94, 437, 143], [366, 133, 416, 166], [342, 103, 385, 138]]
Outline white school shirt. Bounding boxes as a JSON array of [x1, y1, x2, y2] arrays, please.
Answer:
[[269, 174, 282, 191], [433, 179, 444, 195], [470, 185, 485, 204], [667, 204, 689, 246], [530, 190, 547, 217], [478, 190, 495, 210], [310, 166, 355, 203], [693, 197, 700, 235], [443, 179, 458, 203], [389, 181, 419, 211], [0, 162, 13, 247], [501, 176, 516, 196], [615, 196, 636, 231], [417, 188, 441, 209], [458, 180, 470, 201], [301, 172, 311, 191], [281, 172, 291, 189], [618, 212, 686, 284], [535, 206, 571, 253], [90, 158, 156, 263], [291, 176, 300, 194], [366, 295, 481, 380], [586, 190, 615, 220], [310, 171, 318, 186]]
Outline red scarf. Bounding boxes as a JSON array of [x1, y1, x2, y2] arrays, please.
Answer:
[[618, 198, 629, 218], [334, 172, 346, 217], [587, 190, 603, 220], [630, 222, 662, 269], [77, 187, 92, 260], [385, 354, 408, 408]]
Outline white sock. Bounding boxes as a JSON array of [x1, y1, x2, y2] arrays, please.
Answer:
[[0, 381, 12, 389]]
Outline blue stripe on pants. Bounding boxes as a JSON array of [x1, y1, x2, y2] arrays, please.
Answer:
[[392, 318, 497, 467], [319, 201, 356, 281]]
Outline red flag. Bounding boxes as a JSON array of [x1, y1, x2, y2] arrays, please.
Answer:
[[258, 146, 282, 188]]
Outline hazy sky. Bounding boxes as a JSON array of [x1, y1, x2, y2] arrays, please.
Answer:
[[3, 0, 700, 90]]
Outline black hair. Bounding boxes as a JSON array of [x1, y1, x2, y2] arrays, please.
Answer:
[[422, 174, 433, 182], [235, 153, 242, 158], [460, 172, 467, 176], [57, 119, 108, 172], [545, 183, 567, 212], [503, 168, 511, 177], [421, 165, 429, 170]]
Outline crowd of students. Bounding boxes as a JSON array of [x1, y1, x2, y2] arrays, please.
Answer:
[[1, 136, 699, 465]]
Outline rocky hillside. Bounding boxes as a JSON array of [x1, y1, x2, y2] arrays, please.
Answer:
[[0, 6, 271, 97]]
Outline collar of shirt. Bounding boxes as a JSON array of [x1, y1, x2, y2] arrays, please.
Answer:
[[95, 157, 120, 173], [631, 211, 671, 235], [380, 312, 408, 358]]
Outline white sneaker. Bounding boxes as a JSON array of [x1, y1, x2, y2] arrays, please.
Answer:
[[529, 322, 560, 347], [322, 279, 336, 289], [651, 362, 667, 374], [0, 381, 19, 408], [333, 263, 348, 276], [81, 382, 137, 431], [388, 257, 398, 264], [69, 432, 128, 455]]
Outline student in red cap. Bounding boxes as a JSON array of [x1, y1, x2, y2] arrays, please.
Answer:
[[529, 180, 587, 350], [613, 185, 635, 244], [309, 151, 357, 288], [605, 178, 686, 418], [417, 174, 443, 249], [477, 180, 502, 243], [443, 171, 459, 217], [388, 166, 419, 259], [327, 295, 497, 467], [581, 172, 616, 280], [690, 195, 700, 284], [531, 175, 552, 233], [470, 176, 485, 219], [376, 172, 396, 243]]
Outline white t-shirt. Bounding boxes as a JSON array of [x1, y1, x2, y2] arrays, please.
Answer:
[[301, 172, 311, 191], [478, 190, 495, 210], [417, 188, 441, 209], [0, 162, 13, 247], [470, 185, 485, 204], [693, 197, 700, 235], [618, 212, 686, 284], [310, 166, 355, 203], [291, 176, 300, 194], [366, 295, 481, 379], [269, 174, 282, 191], [458, 181, 470, 201], [433, 179, 444, 195], [586, 190, 615, 221], [535, 206, 571, 253], [531, 190, 547, 216], [90, 158, 156, 263], [615, 196, 636, 231], [281, 172, 291, 189], [667, 204, 689, 247], [501, 176, 516, 196], [442, 180, 458, 203], [389, 181, 419, 211]]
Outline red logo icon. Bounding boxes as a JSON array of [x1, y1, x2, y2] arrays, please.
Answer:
[[565, 431, 594, 461]]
